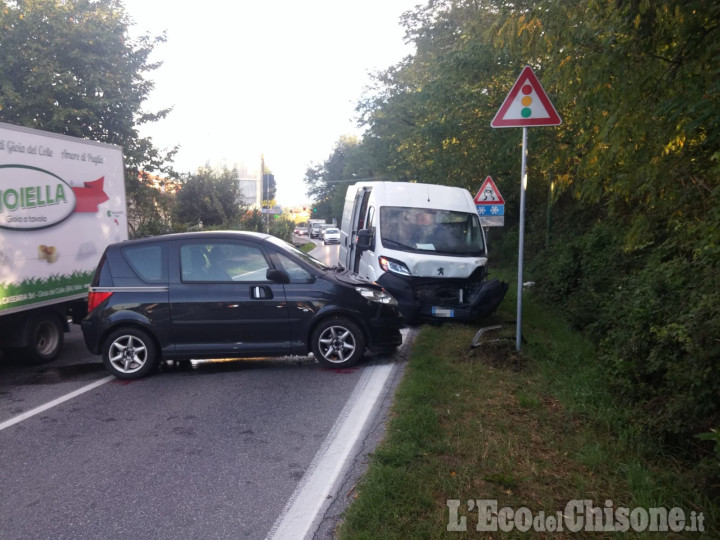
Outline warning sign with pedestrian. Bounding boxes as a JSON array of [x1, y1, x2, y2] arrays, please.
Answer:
[[474, 176, 504, 227]]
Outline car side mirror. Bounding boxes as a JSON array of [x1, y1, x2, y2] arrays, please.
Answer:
[[266, 268, 290, 284], [356, 229, 372, 249]]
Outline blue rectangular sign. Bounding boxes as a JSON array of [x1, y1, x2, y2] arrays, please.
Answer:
[[476, 204, 504, 216]]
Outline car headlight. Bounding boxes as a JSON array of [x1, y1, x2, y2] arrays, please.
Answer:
[[355, 286, 398, 305], [378, 256, 412, 276]]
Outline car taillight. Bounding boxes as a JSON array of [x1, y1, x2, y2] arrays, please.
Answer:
[[87, 291, 113, 313]]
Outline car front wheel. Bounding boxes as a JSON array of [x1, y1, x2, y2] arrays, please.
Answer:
[[311, 317, 365, 368], [102, 327, 158, 379]]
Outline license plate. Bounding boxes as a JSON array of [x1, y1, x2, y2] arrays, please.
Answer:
[[432, 307, 454, 317]]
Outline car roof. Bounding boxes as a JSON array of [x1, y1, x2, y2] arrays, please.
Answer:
[[110, 230, 272, 248]]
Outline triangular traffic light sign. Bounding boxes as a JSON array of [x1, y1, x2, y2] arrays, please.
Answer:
[[491, 66, 562, 128], [474, 176, 505, 205]]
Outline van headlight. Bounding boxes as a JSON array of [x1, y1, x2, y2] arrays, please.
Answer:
[[355, 286, 398, 305], [378, 256, 412, 276]]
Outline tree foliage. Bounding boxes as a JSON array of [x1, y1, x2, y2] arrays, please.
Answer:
[[236, 207, 295, 243], [303, 135, 380, 224], [0, 0, 176, 237], [314, 0, 720, 489], [175, 166, 244, 229]]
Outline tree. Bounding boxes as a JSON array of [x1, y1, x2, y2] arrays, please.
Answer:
[[357, 1, 523, 201], [237, 207, 294, 243], [175, 166, 244, 228], [320, 0, 720, 483], [0, 0, 176, 237], [238, 208, 265, 233], [304, 135, 382, 223]]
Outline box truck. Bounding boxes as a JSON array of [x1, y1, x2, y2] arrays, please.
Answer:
[[339, 181, 507, 324], [307, 218, 326, 238], [0, 122, 127, 362]]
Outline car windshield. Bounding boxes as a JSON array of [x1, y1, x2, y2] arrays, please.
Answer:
[[325, 228, 339, 234], [266, 235, 330, 271], [379, 206, 486, 256]]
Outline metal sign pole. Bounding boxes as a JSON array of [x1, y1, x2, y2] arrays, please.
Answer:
[[516, 127, 528, 351], [490, 66, 562, 351]]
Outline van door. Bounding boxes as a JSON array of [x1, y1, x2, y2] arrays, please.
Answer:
[[345, 186, 372, 273]]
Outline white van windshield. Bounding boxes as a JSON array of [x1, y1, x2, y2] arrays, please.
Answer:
[[379, 207, 486, 256]]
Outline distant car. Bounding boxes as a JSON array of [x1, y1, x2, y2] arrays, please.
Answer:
[[81, 231, 402, 379], [323, 227, 341, 245]]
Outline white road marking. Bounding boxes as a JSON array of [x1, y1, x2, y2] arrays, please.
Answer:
[[267, 362, 396, 540], [0, 375, 114, 432]]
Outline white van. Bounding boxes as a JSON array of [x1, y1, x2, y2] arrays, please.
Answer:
[[338, 181, 508, 323]]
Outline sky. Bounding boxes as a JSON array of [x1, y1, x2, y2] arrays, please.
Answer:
[[121, 0, 420, 207]]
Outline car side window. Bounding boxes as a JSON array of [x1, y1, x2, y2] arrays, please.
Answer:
[[181, 242, 269, 282], [273, 252, 313, 283], [122, 244, 166, 283]]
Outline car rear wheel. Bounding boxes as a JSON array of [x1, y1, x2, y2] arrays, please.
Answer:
[[311, 317, 365, 368], [102, 327, 158, 379]]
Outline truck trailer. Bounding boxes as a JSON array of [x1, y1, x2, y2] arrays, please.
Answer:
[[0, 122, 127, 363]]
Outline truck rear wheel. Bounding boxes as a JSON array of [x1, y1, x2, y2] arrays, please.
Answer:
[[24, 313, 64, 364]]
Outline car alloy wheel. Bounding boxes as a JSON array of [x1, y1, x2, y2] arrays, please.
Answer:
[[311, 317, 365, 368], [102, 327, 158, 379]]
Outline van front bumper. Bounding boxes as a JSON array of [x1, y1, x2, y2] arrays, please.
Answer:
[[377, 273, 508, 324]]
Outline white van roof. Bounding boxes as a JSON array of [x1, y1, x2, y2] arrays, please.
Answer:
[[353, 181, 474, 211]]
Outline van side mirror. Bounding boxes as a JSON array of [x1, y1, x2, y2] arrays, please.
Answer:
[[356, 229, 372, 249], [266, 268, 290, 284]]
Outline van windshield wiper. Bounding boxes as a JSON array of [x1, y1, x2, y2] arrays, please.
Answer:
[[381, 238, 416, 251]]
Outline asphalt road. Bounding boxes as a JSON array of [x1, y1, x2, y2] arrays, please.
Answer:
[[0, 240, 413, 539], [305, 238, 340, 267]]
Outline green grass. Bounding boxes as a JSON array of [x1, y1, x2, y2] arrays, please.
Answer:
[[299, 242, 315, 254], [337, 270, 718, 538]]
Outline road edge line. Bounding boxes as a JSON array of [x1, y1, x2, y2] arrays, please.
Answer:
[[266, 362, 395, 540]]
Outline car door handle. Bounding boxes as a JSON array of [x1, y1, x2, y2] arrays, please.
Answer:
[[251, 286, 273, 299]]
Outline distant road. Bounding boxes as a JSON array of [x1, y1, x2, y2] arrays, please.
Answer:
[[309, 240, 339, 266]]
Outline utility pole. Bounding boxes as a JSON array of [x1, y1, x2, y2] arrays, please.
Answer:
[[261, 155, 269, 234]]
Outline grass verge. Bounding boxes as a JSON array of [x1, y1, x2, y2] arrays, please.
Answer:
[[337, 271, 718, 538], [299, 242, 316, 254]]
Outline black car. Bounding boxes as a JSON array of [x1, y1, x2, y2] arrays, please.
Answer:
[[81, 231, 403, 379]]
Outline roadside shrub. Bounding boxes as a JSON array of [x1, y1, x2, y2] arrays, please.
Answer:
[[602, 246, 720, 436], [526, 200, 720, 497]]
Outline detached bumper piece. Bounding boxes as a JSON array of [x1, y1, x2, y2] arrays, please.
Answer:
[[377, 273, 508, 324], [367, 307, 403, 352]]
